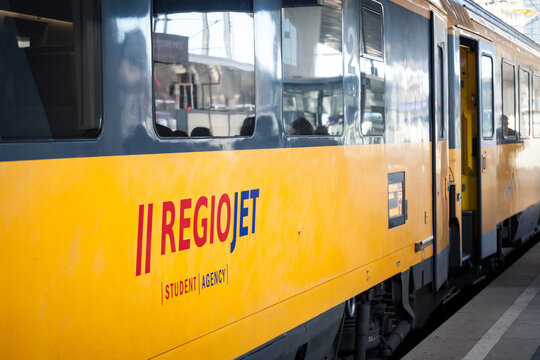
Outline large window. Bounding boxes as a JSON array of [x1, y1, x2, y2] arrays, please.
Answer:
[[534, 74, 540, 138], [519, 68, 530, 139], [502, 61, 516, 138], [152, 1, 255, 138], [360, 0, 385, 136], [281, 0, 344, 136], [481, 56, 494, 139], [0, 0, 101, 141]]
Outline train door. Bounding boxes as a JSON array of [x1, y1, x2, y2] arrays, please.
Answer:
[[431, 12, 449, 291], [477, 41, 497, 258], [459, 38, 478, 261], [460, 38, 497, 260]]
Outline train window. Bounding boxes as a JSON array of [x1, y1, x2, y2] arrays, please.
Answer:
[[0, 1, 102, 141], [437, 45, 445, 138], [359, 0, 385, 136], [360, 58, 385, 136], [152, 1, 255, 138], [281, 0, 344, 136], [502, 61, 516, 138], [481, 56, 494, 139], [534, 74, 540, 138], [519, 69, 530, 139], [361, 0, 383, 59]]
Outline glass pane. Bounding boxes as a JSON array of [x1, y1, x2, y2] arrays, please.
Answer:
[[534, 75, 540, 138], [519, 69, 530, 138], [502, 62, 516, 138], [481, 56, 493, 138], [438, 46, 444, 138], [282, 0, 344, 136], [152, 2, 255, 137], [361, 4, 383, 59], [0, 0, 101, 141], [360, 58, 385, 135]]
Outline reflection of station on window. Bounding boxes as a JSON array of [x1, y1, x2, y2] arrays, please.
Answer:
[[152, 1, 255, 138], [281, 0, 344, 136]]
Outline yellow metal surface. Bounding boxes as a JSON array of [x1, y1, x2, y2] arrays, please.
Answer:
[[0, 143, 434, 359], [449, 148, 462, 242], [460, 46, 478, 212], [481, 141, 540, 234], [435, 140, 450, 255]]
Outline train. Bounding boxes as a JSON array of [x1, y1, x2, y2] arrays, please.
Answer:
[[1, 0, 540, 358]]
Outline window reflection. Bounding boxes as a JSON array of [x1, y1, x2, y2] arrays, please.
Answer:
[[281, 0, 344, 136], [361, 0, 383, 59], [152, 2, 255, 137], [359, 0, 385, 136], [519, 69, 530, 138], [502, 61, 516, 138], [481, 56, 493, 138], [360, 58, 385, 135], [534, 75, 540, 138]]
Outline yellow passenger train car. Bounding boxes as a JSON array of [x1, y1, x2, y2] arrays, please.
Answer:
[[0, 0, 539, 358]]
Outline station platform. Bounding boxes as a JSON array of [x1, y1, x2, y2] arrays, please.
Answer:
[[403, 241, 540, 360]]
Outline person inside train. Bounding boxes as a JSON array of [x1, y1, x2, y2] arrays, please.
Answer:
[[172, 129, 188, 137], [156, 123, 173, 137], [314, 125, 329, 135], [289, 117, 314, 135], [500, 114, 516, 140], [240, 116, 255, 136], [191, 127, 212, 137]]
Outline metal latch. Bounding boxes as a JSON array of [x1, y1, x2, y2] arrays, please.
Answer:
[[415, 235, 434, 252]]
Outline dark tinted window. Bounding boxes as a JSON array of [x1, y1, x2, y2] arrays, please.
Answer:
[[481, 55, 493, 138], [281, 0, 343, 136], [152, 1, 255, 138], [361, 0, 383, 59], [359, 0, 384, 136], [502, 61, 516, 138], [519, 68, 530, 138], [0, 0, 101, 141]]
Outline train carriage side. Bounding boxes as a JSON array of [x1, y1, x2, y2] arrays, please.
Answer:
[[444, 0, 540, 271], [0, 0, 461, 359]]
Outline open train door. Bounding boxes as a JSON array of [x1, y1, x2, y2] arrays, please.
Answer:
[[431, 11, 450, 291], [477, 40, 497, 258]]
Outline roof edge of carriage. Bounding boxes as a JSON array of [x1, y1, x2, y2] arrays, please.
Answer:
[[439, 0, 540, 55]]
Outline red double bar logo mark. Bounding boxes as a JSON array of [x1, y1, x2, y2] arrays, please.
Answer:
[[136, 203, 153, 276]]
